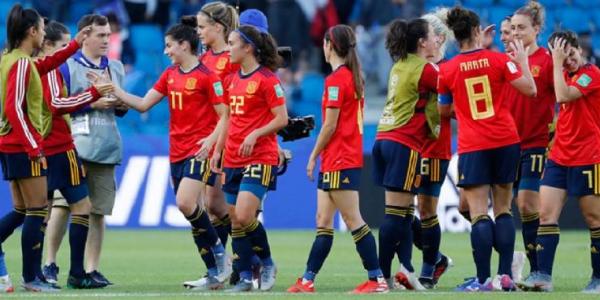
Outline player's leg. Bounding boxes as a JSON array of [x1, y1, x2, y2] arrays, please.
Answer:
[[287, 189, 336, 293], [43, 195, 69, 284], [579, 193, 600, 293], [0, 181, 26, 293], [206, 181, 231, 248]]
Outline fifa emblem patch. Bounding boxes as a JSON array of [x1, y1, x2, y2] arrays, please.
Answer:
[[213, 82, 224, 96], [246, 81, 258, 94], [185, 78, 197, 90], [577, 74, 592, 87], [531, 65, 541, 77], [274, 84, 284, 98], [507, 61, 518, 74], [328, 86, 339, 101], [216, 57, 228, 70]]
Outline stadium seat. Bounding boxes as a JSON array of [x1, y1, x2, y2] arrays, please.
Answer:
[[555, 8, 591, 34], [427, 0, 456, 7], [130, 24, 164, 53], [67, 1, 94, 23], [0, 25, 6, 48], [488, 6, 513, 27], [146, 99, 170, 124], [537, 0, 568, 9], [462, 0, 494, 8], [299, 72, 324, 103], [0, 1, 16, 24], [496, 0, 523, 9], [134, 52, 165, 77], [571, 0, 600, 9], [592, 33, 600, 56]]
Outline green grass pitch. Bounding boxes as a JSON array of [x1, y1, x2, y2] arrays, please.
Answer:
[[0, 230, 598, 299]]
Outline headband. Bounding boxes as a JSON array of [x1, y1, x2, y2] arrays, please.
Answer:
[[201, 10, 228, 29], [235, 29, 260, 53]]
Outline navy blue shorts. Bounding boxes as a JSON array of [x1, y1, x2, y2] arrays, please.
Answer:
[[222, 164, 277, 205], [458, 143, 520, 187], [318, 168, 361, 191], [47, 149, 88, 204], [541, 159, 600, 197], [418, 158, 450, 197], [0, 152, 47, 180], [514, 147, 546, 194], [171, 157, 217, 194], [372, 140, 420, 193]]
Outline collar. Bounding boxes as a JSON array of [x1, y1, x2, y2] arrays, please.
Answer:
[[72, 50, 109, 70]]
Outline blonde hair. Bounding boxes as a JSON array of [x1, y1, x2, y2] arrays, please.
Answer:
[[515, 0, 545, 28], [422, 7, 454, 59], [199, 1, 239, 40]]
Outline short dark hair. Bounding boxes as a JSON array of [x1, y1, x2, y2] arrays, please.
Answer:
[[77, 14, 109, 31], [44, 21, 70, 44]]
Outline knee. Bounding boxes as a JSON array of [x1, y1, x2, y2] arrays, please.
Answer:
[[176, 196, 197, 216], [70, 198, 91, 215], [340, 211, 363, 229], [235, 210, 254, 228], [315, 212, 333, 228], [418, 201, 437, 219], [582, 210, 600, 228]]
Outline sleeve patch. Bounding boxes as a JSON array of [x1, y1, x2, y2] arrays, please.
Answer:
[[274, 83, 284, 98], [507, 61, 518, 74], [213, 82, 224, 96], [577, 74, 592, 87], [327, 86, 339, 101]]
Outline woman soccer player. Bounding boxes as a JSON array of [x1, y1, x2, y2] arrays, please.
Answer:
[[506, 1, 555, 282], [112, 19, 230, 290], [0, 4, 90, 292], [517, 31, 600, 293], [39, 20, 113, 289], [287, 24, 388, 294], [372, 17, 439, 290], [438, 6, 536, 291], [210, 25, 287, 292]]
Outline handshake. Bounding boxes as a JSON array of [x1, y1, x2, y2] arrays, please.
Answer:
[[86, 71, 128, 110]]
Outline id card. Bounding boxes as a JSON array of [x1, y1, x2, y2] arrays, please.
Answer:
[[71, 114, 90, 135]]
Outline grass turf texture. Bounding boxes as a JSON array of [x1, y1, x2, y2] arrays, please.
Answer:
[[0, 230, 597, 299]]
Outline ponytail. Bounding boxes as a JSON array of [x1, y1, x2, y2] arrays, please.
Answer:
[[325, 25, 364, 99], [200, 1, 240, 41], [385, 18, 429, 62], [6, 4, 42, 52], [236, 25, 282, 71]]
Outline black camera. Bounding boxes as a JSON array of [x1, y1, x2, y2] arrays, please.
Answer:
[[277, 46, 292, 68], [278, 115, 315, 142]]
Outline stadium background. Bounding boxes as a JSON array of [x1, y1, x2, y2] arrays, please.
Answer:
[[0, 0, 597, 230]]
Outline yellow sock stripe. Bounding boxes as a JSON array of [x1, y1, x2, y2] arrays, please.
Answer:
[[495, 212, 512, 219], [243, 220, 259, 233], [352, 225, 371, 242], [231, 228, 245, 238], [590, 228, 600, 239], [220, 215, 231, 225], [13, 208, 26, 215], [421, 216, 439, 228], [187, 207, 203, 222], [408, 205, 415, 216], [471, 215, 490, 225], [521, 213, 540, 222], [537, 225, 560, 235], [317, 228, 334, 236], [385, 207, 408, 217], [211, 219, 223, 227], [70, 219, 90, 226], [26, 211, 47, 217]]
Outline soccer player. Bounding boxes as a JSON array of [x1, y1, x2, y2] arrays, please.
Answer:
[[518, 31, 600, 293], [111, 18, 230, 290], [506, 1, 555, 283], [182, 2, 239, 289], [372, 17, 439, 290], [38, 20, 113, 289], [410, 8, 455, 289], [211, 25, 287, 292], [287, 24, 388, 294], [438, 6, 537, 291], [43, 14, 127, 286], [500, 16, 513, 52], [0, 4, 90, 292]]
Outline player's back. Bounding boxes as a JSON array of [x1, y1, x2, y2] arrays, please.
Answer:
[[439, 49, 520, 153]]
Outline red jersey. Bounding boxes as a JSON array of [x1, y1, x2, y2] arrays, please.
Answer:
[[153, 64, 225, 162], [504, 47, 555, 150], [224, 67, 286, 168], [42, 69, 101, 155], [376, 63, 438, 151], [0, 40, 80, 157], [438, 49, 522, 153], [421, 116, 452, 159], [549, 64, 600, 166], [321, 66, 364, 172], [199, 49, 240, 94]]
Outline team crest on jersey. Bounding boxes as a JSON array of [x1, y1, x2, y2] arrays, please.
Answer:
[[168, 78, 174, 84], [216, 57, 228, 70], [531, 65, 541, 77], [185, 78, 197, 90], [577, 74, 592, 87], [246, 81, 258, 94]]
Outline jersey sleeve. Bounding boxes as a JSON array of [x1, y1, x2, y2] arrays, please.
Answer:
[[419, 63, 439, 93], [499, 54, 522, 82], [323, 76, 343, 109], [568, 67, 600, 96], [34, 40, 80, 76], [206, 72, 225, 105], [262, 77, 286, 109], [45, 70, 101, 115], [4, 59, 43, 157], [152, 69, 170, 95]]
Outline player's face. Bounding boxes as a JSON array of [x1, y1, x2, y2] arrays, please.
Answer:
[[164, 35, 188, 65], [31, 19, 45, 49], [421, 24, 439, 60], [44, 33, 71, 56], [197, 14, 222, 47], [500, 20, 513, 51], [85, 23, 111, 57], [228, 32, 248, 64], [563, 46, 583, 73], [322, 39, 332, 63], [511, 14, 539, 48]]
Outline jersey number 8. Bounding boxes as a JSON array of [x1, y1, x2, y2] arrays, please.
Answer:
[[465, 75, 494, 120]]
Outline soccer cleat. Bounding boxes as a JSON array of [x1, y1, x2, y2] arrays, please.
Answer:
[[183, 274, 208, 289], [67, 273, 108, 289], [395, 264, 426, 290], [582, 277, 600, 294], [0, 275, 14, 293], [491, 274, 517, 291], [189, 275, 224, 291], [42, 263, 59, 284], [88, 270, 113, 285], [259, 264, 277, 291], [22, 278, 61, 292], [433, 254, 453, 284], [215, 253, 233, 283], [516, 272, 553, 292], [511, 251, 526, 283], [226, 278, 253, 292], [287, 278, 314, 293], [455, 277, 493, 292], [418, 277, 435, 289], [352, 277, 389, 294]]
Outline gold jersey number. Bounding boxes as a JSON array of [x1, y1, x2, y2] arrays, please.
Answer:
[[465, 75, 494, 120]]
